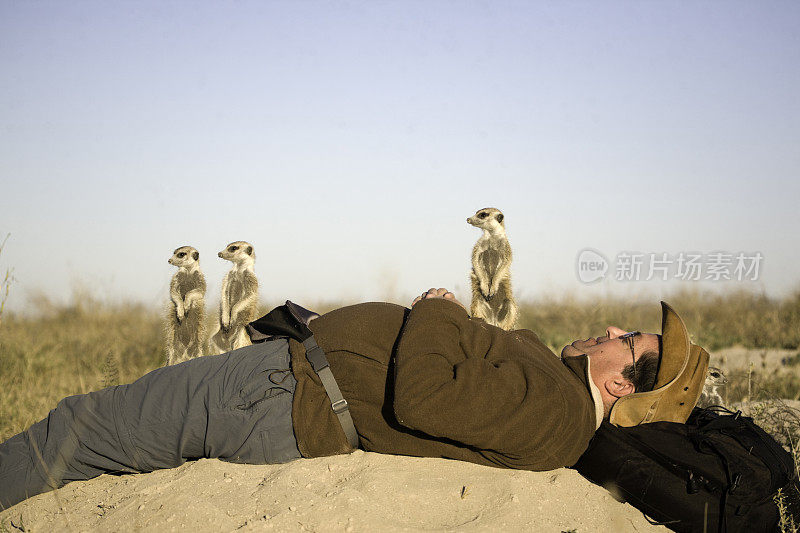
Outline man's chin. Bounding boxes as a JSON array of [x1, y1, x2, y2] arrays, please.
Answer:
[[560, 343, 582, 359]]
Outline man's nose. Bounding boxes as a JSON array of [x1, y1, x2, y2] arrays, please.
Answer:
[[606, 326, 627, 339]]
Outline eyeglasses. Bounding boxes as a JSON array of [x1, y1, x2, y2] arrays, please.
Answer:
[[619, 331, 641, 379]]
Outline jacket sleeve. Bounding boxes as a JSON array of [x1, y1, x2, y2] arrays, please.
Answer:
[[392, 298, 537, 452]]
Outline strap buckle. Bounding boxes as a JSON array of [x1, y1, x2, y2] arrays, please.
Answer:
[[331, 398, 349, 414], [303, 340, 330, 373]]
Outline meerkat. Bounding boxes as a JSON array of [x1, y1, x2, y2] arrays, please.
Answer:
[[696, 366, 728, 408], [467, 207, 518, 330], [209, 241, 258, 354], [165, 246, 207, 366]]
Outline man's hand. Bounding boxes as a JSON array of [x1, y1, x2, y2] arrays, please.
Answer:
[[411, 288, 467, 312]]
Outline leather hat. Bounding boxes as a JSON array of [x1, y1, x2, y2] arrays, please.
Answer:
[[608, 301, 709, 427]]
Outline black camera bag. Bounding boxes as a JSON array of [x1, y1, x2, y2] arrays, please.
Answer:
[[572, 407, 800, 532]]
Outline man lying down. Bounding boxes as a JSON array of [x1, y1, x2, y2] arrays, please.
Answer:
[[0, 288, 708, 509]]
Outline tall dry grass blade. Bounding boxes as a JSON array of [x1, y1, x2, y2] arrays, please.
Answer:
[[0, 233, 13, 328], [102, 351, 120, 388], [775, 489, 799, 533]]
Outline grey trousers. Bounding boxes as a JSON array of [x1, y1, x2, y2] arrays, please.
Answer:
[[0, 339, 301, 510]]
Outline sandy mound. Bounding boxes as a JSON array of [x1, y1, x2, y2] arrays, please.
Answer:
[[1, 451, 665, 532], [711, 346, 797, 372]]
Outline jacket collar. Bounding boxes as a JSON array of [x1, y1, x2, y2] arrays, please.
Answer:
[[561, 354, 604, 429]]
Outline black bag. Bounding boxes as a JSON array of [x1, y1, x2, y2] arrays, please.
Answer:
[[246, 300, 320, 343], [572, 407, 800, 532]]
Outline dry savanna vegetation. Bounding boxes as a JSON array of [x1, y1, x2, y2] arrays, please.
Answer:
[[1, 287, 799, 530], [1, 288, 798, 443]]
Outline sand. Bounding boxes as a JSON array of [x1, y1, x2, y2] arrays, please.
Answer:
[[1, 450, 666, 532]]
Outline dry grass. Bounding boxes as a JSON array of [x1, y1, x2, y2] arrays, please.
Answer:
[[1, 287, 799, 527], [1, 288, 800, 445], [0, 234, 13, 328], [0, 293, 354, 441], [0, 298, 163, 441], [520, 287, 800, 352]]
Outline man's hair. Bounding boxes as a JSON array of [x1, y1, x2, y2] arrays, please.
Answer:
[[621, 335, 662, 392]]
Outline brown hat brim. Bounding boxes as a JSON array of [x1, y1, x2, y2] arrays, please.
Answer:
[[608, 301, 709, 427]]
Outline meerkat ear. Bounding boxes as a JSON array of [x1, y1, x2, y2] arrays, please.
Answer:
[[192, 251, 199, 261], [246, 246, 253, 255], [496, 213, 504, 223]]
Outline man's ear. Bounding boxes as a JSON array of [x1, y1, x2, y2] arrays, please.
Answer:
[[604, 377, 635, 399]]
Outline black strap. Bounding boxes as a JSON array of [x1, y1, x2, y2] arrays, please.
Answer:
[[302, 336, 359, 449], [246, 302, 359, 450], [696, 438, 733, 533]]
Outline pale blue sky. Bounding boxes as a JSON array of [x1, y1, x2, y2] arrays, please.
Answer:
[[1, 1, 798, 311]]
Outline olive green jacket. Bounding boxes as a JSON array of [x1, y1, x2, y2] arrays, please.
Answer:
[[289, 298, 597, 471]]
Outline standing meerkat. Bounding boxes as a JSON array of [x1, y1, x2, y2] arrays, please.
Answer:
[[209, 240, 258, 354], [467, 207, 518, 330], [696, 366, 728, 408], [165, 246, 207, 366]]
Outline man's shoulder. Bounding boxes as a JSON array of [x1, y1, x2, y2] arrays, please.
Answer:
[[324, 301, 409, 320], [311, 302, 409, 349]]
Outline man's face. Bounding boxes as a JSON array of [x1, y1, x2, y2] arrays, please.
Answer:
[[561, 327, 661, 415], [561, 327, 660, 387]]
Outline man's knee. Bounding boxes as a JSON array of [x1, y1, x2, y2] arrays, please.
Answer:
[[0, 426, 60, 509]]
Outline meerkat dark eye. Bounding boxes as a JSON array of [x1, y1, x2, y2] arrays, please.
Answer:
[[478, 212, 488, 219], [177, 252, 185, 258], [710, 371, 719, 378], [229, 246, 238, 252]]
